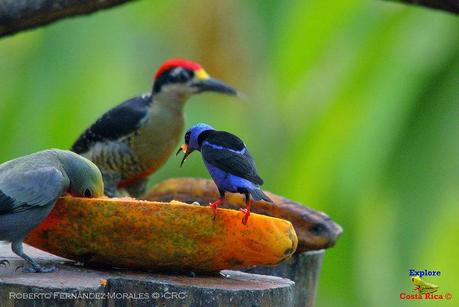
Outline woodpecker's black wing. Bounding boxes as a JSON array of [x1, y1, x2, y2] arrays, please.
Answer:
[[72, 93, 152, 153], [201, 131, 264, 185]]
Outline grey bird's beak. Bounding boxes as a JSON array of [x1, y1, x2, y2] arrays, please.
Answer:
[[192, 78, 238, 96]]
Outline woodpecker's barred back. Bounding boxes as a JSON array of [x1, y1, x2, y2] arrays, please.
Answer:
[[72, 93, 152, 154]]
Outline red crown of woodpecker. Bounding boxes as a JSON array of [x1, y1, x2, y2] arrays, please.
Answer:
[[154, 59, 202, 80]]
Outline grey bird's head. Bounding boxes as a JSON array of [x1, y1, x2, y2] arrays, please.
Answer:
[[152, 59, 238, 103], [55, 150, 104, 198], [176, 123, 215, 167]]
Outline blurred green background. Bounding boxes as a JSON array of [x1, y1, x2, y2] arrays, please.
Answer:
[[1, 0, 458, 306]]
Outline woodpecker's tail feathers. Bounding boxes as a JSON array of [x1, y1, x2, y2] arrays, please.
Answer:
[[249, 189, 273, 203]]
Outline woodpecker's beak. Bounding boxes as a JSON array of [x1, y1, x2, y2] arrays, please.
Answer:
[[192, 69, 237, 95], [176, 144, 191, 167], [193, 78, 238, 95]]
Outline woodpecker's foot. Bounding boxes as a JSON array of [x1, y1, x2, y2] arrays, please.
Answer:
[[102, 172, 122, 198], [104, 188, 121, 198], [240, 208, 251, 225], [125, 178, 148, 198], [0, 259, 9, 267], [21, 265, 56, 273]]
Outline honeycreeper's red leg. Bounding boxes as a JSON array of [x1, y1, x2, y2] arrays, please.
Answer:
[[210, 198, 224, 220], [210, 190, 226, 220], [241, 193, 251, 225]]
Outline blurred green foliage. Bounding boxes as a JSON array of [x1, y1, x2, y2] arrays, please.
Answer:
[[1, 1, 458, 306]]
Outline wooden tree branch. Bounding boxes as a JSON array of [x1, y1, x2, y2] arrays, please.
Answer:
[[383, 0, 459, 14], [0, 0, 136, 38]]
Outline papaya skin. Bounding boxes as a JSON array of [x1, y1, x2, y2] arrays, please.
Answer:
[[25, 196, 297, 273], [145, 178, 342, 253]]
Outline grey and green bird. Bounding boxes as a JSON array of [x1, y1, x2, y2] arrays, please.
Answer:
[[0, 149, 104, 273], [71, 58, 238, 198]]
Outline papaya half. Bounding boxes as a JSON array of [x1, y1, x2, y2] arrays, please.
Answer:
[[25, 196, 297, 273], [145, 178, 342, 253]]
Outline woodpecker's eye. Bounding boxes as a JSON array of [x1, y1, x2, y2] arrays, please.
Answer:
[[170, 67, 192, 82], [153, 67, 194, 93], [185, 131, 191, 144], [84, 189, 92, 197]]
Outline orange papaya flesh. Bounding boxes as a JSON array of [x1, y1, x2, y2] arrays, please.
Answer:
[[25, 196, 297, 272], [145, 178, 342, 253]]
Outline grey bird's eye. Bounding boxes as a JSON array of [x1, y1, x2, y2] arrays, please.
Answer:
[[84, 189, 92, 197]]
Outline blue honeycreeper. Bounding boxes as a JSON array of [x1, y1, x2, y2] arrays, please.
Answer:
[[177, 123, 273, 225]]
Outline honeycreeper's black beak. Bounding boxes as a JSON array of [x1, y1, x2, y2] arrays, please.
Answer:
[[192, 78, 238, 96], [176, 144, 191, 167]]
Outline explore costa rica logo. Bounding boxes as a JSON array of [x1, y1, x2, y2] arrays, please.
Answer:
[[399, 269, 452, 300]]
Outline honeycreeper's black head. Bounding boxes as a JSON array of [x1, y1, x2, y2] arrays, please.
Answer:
[[152, 59, 238, 100], [176, 123, 215, 167]]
